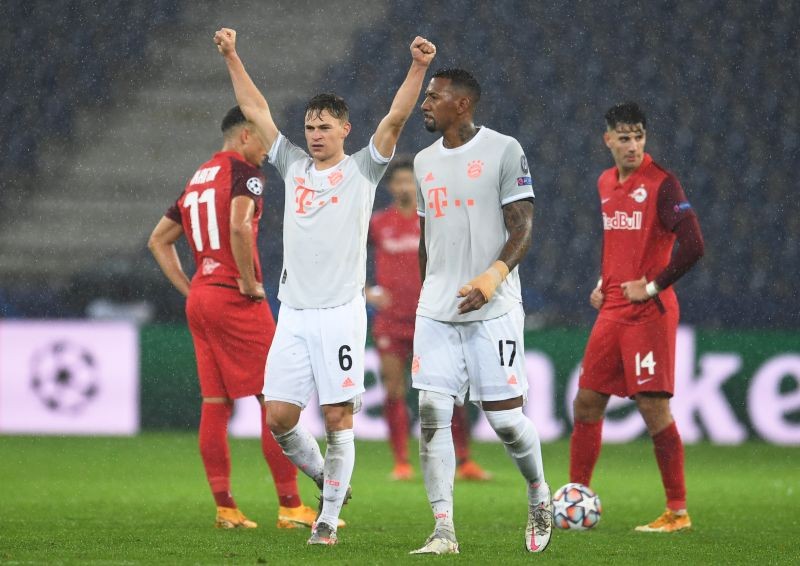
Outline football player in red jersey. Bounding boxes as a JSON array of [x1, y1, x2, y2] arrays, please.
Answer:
[[148, 107, 326, 531], [569, 102, 705, 532], [366, 158, 491, 482]]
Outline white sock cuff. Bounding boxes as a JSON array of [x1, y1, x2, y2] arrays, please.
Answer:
[[273, 424, 301, 442], [326, 428, 355, 445]]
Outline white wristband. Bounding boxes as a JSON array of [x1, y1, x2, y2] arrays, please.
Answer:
[[645, 281, 660, 297]]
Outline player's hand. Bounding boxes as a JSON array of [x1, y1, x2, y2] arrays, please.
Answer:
[[590, 286, 604, 310], [457, 285, 488, 314], [410, 36, 436, 67], [365, 286, 392, 310], [214, 28, 237, 56], [237, 278, 265, 302], [621, 276, 649, 303]]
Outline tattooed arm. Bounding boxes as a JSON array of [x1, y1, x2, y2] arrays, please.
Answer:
[[457, 199, 534, 314]]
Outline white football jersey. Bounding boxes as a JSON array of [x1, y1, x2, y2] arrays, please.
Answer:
[[415, 127, 534, 322], [269, 133, 392, 309]]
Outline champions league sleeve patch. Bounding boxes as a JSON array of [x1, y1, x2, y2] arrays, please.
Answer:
[[673, 201, 692, 212], [516, 176, 533, 186], [246, 177, 264, 196]]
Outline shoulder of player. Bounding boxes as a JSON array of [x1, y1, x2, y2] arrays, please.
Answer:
[[597, 166, 617, 187], [647, 161, 682, 191], [228, 155, 264, 179]]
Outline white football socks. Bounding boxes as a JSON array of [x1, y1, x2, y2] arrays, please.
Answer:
[[418, 390, 456, 539], [273, 424, 325, 488], [317, 428, 355, 529], [484, 407, 549, 503]]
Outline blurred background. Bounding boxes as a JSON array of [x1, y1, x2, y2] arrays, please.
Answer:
[[0, 0, 797, 441], [1, 0, 797, 328]]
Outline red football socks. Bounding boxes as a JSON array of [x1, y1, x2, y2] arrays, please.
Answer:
[[199, 402, 235, 508], [260, 403, 301, 509], [451, 405, 471, 465], [652, 421, 687, 511], [569, 419, 603, 486], [385, 397, 409, 464]]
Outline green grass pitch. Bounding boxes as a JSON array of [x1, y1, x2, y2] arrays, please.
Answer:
[[1, 434, 797, 564]]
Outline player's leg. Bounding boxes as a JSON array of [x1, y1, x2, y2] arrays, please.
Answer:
[[570, 317, 623, 487], [451, 405, 492, 481], [263, 305, 326, 490], [409, 316, 463, 555], [624, 313, 690, 532], [187, 287, 256, 528], [464, 306, 550, 553], [377, 347, 413, 479], [306, 295, 367, 545], [253, 395, 316, 529], [313, 402, 356, 541]]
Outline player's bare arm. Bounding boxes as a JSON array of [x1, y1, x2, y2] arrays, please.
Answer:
[[214, 28, 280, 151], [457, 200, 533, 315], [148, 217, 191, 297], [418, 218, 427, 284], [372, 36, 436, 158], [229, 195, 265, 301]]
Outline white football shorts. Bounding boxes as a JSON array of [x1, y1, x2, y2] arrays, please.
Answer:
[[412, 304, 528, 405], [264, 294, 366, 409]]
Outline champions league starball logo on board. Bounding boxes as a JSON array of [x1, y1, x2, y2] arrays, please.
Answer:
[[30, 341, 101, 414]]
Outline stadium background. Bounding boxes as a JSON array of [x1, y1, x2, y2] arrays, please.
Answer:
[[0, 0, 797, 442]]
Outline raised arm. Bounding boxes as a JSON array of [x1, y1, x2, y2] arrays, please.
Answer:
[[214, 28, 280, 151], [372, 36, 436, 158]]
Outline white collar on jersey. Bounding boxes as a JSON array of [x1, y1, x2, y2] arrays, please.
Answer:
[[437, 126, 488, 155]]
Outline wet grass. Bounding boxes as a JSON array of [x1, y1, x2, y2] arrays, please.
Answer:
[[0, 434, 797, 564]]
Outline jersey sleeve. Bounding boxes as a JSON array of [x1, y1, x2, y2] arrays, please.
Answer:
[[499, 139, 535, 205], [353, 135, 394, 185], [165, 193, 183, 223], [230, 159, 265, 203], [657, 173, 696, 231], [267, 132, 308, 178], [414, 156, 426, 217]]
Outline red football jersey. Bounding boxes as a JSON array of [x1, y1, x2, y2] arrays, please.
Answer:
[[166, 151, 265, 288], [597, 153, 696, 323], [369, 206, 421, 323]]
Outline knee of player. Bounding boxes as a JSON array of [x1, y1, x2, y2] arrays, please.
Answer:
[[418, 390, 454, 429], [573, 389, 606, 422], [484, 407, 526, 444]]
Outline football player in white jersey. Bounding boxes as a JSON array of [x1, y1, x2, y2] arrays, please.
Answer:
[[409, 68, 553, 555], [214, 28, 435, 546]]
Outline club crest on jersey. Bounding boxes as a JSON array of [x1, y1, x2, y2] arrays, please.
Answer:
[[603, 211, 642, 230], [630, 185, 648, 203], [328, 170, 344, 186], [246, 177, 263, 195], [467, 160, 484, 179]]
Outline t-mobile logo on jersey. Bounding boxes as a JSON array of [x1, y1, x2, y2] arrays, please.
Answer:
[[603, 210, 642, 230], [294, 177, 339, 215], [427, 186, 475, 218]]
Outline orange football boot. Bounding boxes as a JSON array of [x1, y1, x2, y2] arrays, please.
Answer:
[[635, 509, 692, 532]]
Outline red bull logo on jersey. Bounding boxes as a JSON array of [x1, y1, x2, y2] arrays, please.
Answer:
[[603, 211, 642, 230], [630, 185, 648, 203]]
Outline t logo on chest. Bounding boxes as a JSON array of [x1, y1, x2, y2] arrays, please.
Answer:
[[426, 186, 475, 218], [294, 177, 339, 215]]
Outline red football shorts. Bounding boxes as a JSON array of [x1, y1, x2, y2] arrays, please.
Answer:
[[580, 310, 678, 398], [372, 315, 414, 359], [186, 285, 276, 399]]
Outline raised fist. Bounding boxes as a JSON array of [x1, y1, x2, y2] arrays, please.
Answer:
[[411, 36, 436, 66], [214, 28, 237, 56]]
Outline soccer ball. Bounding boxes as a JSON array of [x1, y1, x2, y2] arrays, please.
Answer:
[[30, 340, 100, 414], [553, 483, 602, 530]]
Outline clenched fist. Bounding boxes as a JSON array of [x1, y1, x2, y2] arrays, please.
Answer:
[[411, 36, 436, 66], [214, 27, 237, 56]]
